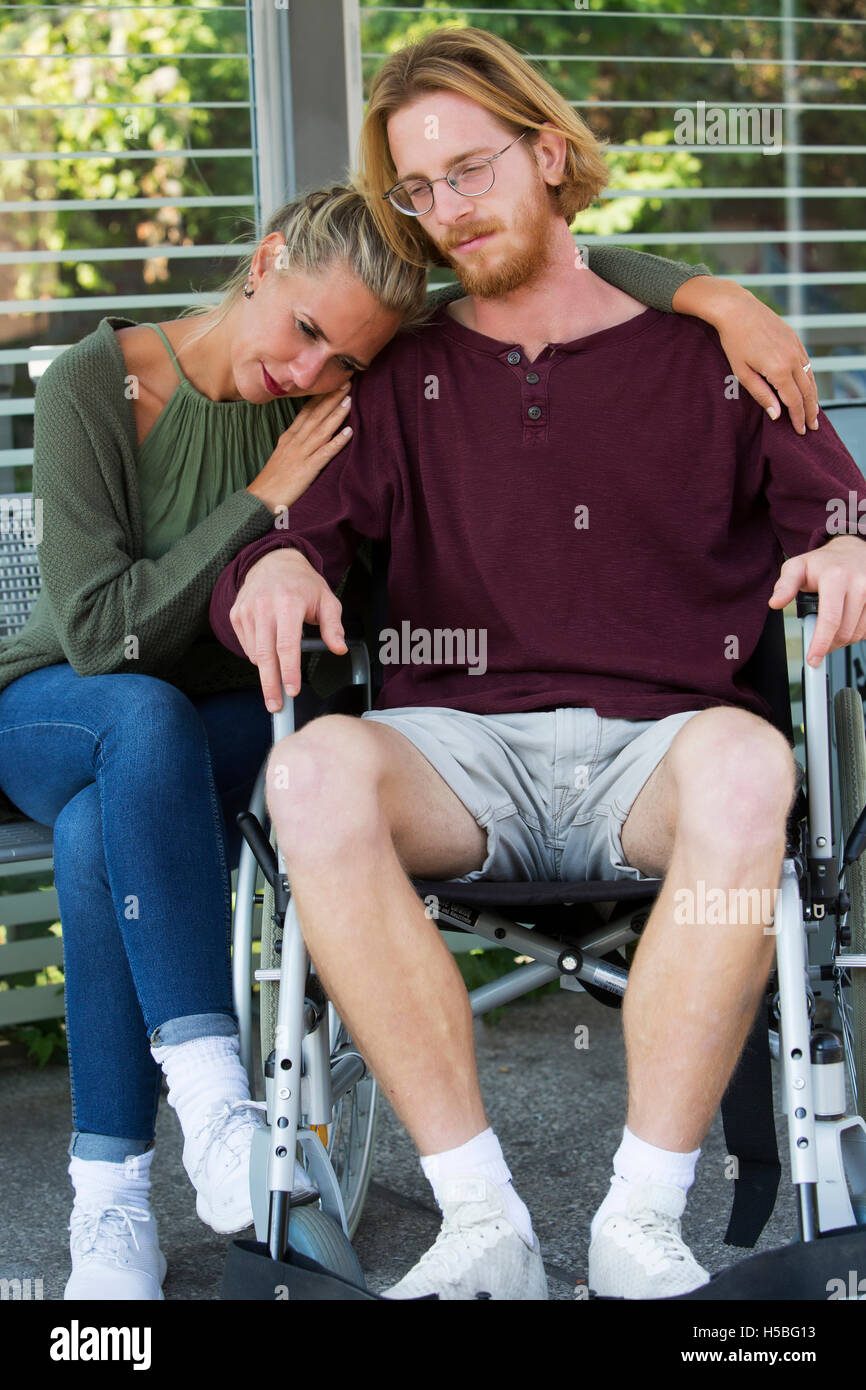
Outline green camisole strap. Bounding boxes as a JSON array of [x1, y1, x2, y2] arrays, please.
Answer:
[[141, 322, 186, 382]]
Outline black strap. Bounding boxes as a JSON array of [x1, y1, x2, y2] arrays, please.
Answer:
[[720, 1005, 781, 1247]]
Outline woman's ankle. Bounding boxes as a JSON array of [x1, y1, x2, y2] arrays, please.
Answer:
[[150, 1034, 251, 1139], [69, 1149, 155, 1210]]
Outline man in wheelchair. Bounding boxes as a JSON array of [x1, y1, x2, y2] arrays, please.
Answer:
[[210, 30, 866, 1299]]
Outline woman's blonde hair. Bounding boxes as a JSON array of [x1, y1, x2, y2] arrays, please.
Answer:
[[357, 26, 610, 269], [185, 184, 432, 335]]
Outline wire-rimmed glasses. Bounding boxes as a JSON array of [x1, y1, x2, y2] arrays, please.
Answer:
[[382, 131, 529, 216]]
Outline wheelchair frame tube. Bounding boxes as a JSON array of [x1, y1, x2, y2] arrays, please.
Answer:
[[469, 961, 560, 1016], [301, 1011, 333, 1125], [776, 857, 819, 1235], [801, 614, 834, 862], [433, 903, 630, 998], [265, 702, 306, 1259], [267, 895, 309, 1258]]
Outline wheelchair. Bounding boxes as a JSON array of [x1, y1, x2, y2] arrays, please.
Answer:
[[229, 409, 866, 1292]]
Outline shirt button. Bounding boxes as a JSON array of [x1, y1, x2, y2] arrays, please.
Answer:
[[525, 371, 539, 383], [527, 405, 542, 420], [506, 350, 521, 365]]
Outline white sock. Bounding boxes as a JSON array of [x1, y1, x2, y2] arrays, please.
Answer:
[[150, 1033, 250, 1139], [590, 1126, 700, 1242], [69, 1149, 155, 1214], [420, 1127, 534, 1246]]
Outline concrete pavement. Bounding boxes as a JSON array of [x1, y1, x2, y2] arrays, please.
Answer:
[[0, 986, 796, 1301]]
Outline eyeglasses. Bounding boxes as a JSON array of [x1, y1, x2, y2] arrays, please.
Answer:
[[383, 131, 528, 217]]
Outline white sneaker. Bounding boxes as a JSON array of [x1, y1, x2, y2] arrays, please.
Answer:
[[383, 1177, 548, 1301], [184, 1099, 317, 1234], [64, 1203, 166, 1300], [588, 1182, 710, 1299]]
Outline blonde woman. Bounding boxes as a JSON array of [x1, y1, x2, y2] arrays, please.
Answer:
[[0, 177, 809, 1301]]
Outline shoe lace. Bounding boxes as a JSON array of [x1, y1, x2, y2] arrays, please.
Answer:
[[627, 1211, 690, 1268], [70, 1204, 151, 1262], [189, 1100, 318, 1199], [410, 1211, 506, 1288], [188, 1098, 266, 1176]]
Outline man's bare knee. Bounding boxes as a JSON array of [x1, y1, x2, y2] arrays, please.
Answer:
[[666, 707, 796, 856], [265, 716, 390, 857], [265, 714, 487, 879]]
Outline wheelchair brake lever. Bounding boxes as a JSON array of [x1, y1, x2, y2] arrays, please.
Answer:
[[237, 810, 278, 889]]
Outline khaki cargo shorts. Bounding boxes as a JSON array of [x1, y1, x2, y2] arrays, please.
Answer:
[[361, 704, 705, 883]]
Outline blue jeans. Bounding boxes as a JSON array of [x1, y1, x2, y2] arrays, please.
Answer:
[[0, 663, 330, 1162]]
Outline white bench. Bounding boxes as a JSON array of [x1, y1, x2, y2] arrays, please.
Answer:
[[0, 495, 59, 1027]]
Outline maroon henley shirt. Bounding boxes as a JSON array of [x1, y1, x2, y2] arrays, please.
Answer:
[[210, 303, 866, 723]]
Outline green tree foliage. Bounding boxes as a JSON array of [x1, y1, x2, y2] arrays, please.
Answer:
[[1, 2, 863, 352], [2, 0, 254, 336]]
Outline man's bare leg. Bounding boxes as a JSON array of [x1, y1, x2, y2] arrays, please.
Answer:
[[265, 714, 491, 1155], [618, 706, 797, 1151], [586, 706, 797, 1294], [265, 713, 551, 1298]]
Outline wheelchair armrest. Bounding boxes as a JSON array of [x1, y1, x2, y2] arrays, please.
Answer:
[[267, 638, 373, 745], [298, 635, 371, 693]]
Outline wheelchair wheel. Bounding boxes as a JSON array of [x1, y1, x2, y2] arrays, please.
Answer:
[[834, 686, 866, 1120], [285, 1205, 367, 1286], [259, 861, 378, 1238]]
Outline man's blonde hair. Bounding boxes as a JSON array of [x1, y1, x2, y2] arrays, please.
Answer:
[[357, 26, 609, 269]]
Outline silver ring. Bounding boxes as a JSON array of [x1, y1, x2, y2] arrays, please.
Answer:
[[801, 361, 813, 376]]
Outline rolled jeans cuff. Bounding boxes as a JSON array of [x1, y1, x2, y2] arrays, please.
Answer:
[[68, 1132, 154, 1162], [149, 1011, 238, 1048]]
